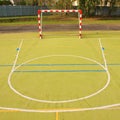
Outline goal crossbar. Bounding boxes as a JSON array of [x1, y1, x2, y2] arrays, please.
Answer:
[[38, 9, 82, 39]]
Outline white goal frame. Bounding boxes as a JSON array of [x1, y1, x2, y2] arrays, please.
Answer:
[[38, 9, 82, 39]]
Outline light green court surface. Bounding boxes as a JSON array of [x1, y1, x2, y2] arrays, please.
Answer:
[[0, 31, 120, 120]]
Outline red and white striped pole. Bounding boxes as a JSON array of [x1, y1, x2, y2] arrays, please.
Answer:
[[38, 10, 42, 39], [38, 9, 82, 39], [79, 10, 82, 39]]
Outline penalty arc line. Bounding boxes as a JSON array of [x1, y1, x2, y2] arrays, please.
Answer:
[[7, 54, 111, 104], [7, 39, 24, 102], [98, 38, 111, 97]]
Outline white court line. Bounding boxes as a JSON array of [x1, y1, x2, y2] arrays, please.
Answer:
[[11, 40, 23, 72], [98, 38, 108, 70], [98, 38, 111, 93], [7, 39, 23, 97], [0, 103, 120, 113], [8, 54, 110, 103], [0, 38, 119, 113], [7, 38, 111, 103]]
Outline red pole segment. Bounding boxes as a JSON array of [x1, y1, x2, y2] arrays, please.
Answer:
[[79, 10, 82, 39], [37, 10, 82, 39], [38, 10, 42, 39]]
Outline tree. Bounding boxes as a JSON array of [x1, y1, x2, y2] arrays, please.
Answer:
[[38, 0, 56, 8], [55, 0, 72, 9], [79, 0, 100, 17], [32, 0, 38, 6]]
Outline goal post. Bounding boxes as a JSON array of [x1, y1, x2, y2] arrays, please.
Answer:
[[38, 9, 82, 39]]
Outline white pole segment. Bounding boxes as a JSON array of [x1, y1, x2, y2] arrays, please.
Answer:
[[38, 9, 82, 39]]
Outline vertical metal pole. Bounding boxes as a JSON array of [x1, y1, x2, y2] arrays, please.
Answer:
[[78, 10, 80, 38], [38, 10, 42, 39], [79, 10, 82, 39], [41, 11, 43, 38]]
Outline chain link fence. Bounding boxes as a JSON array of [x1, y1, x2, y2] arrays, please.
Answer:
[[0, 5, 49, 17]]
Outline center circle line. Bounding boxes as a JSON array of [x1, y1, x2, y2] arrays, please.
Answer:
[[8, 55, 110, 103]]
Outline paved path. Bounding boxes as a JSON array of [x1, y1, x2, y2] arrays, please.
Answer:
[[0, 24, 120, 33]]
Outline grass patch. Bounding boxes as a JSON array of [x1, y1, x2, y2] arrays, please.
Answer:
[[0, 15, 120, 26]]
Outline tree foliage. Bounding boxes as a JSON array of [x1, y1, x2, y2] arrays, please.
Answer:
[[79, 0, 100, 17], [38, 0, 56, 8], [55, 0, 72, 9], [0, 0, 11, 5]]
